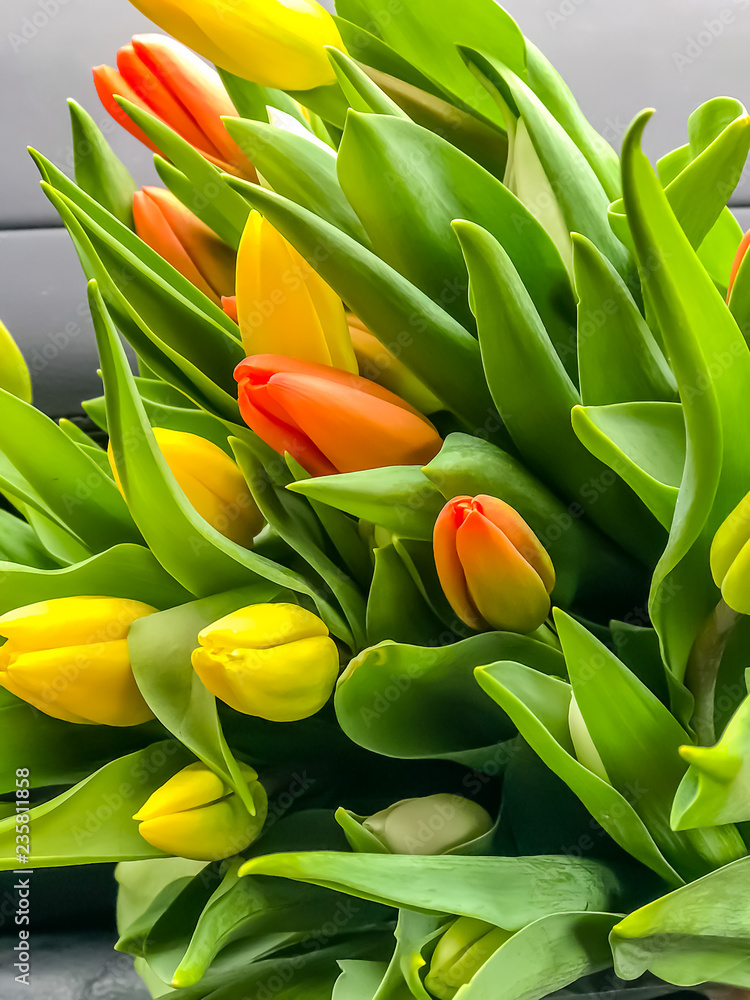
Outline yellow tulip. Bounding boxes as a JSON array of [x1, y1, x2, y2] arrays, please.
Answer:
[[134, 762, 267, 861], [125, 0, 344, 91], [362, 794, 493, 855], [711, 489, 750, 613], [109, 428, 264, 548], [0, 596, 155, 726], [236, 211, 357, 372], [191, 603, 339, 722], [425, 916, 514, 999]]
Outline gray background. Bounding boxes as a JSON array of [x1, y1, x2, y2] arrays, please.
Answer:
[[3, 0, 750, 418]]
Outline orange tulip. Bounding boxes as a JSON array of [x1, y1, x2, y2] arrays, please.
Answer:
[[433, 495, 555, 633], [133, 186, 236, 304], [93, 33, 254, 178], [222, 295, 238, 323], [234, 354, 442, 477]]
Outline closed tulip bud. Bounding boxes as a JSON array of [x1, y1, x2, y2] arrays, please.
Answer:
[[109, 428, 263, 548], [362, 794, 493, 855], [133, 187, 237, 305], [93, 34, 254, 177], [133, 762, 267, 861], [425, 917, 514, 1000], [0, 597, 155, 726], [434, 495, 555, 634], [124, 0, 344, 91], [711, 490, 750, 613], [235, 355, 442, 477], [236, 212, 356, 372], [568, 694, 610, 782], [349, 316, 442, 415], [191, 603, 339, 722]]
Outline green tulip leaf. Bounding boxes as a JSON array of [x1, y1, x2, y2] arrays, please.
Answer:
[[335, 634, 564, 764], [336, 111, 576, 357], [555, 610, 744, 879], [222, 183, 496, 433], [288, 466, 443, 542], [68, 99, 137, 228], [327, 48, 408, 119], [571, 402, 684, 529], [455, 219, 664, 566], [611, 856, 750, 986], [475, 661, 682, 886], [223, 117, 369, 244], [0, 508, 57, 570], [572, 234, 676, 406], [366, 544, 446, 646], [457, 911, 619, 1000], [0, 741, 192, 871], [240, 851, 635, 928], [153, 155, 242, 250], [620, 111, 750, 690]]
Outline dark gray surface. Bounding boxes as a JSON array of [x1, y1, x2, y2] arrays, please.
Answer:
[[0, 933, 148, 999]]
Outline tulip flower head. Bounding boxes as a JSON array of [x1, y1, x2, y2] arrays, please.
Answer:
[[108, 428, 264, 548], [362, 794, 493, 855], [236, 212, 356, 371], [434, 495, 555, 633], [133, 761, 267, 861], [711, 489, 750, 613], [0, 597, 156, 726], [192, 603, 339, 722], [235, 355, 443, 477], [133, 187, 237, 304], [124, 0, 345, 91], [93, 33, 254, 176], [425, 916, 514, 999]]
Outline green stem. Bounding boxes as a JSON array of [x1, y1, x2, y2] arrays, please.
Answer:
[[684, 598, 741, 745]]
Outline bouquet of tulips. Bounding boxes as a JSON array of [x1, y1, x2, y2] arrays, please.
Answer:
[[5, 0, 750, 995]]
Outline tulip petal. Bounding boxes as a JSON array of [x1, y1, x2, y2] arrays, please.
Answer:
[[455, 511, 551, 633], [266, 372, 442, 474], [4, 640, 153, 727], [133, 762, 228, 821], [433, 500, 485, 631], [474, 495, 555, 594], [196, 602, 329, 649], [92, 64, 162, 154], [0, 597, 155, 652], [137, 795, 256, 860]]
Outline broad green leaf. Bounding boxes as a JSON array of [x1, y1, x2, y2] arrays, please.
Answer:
[[366, 544, 446, 646], [225, 183, 496, 432], [524, 41, 620, 201], [475, 662, 681, 886], [464, 51, 631, 281], [457, 911, 619, 1000], [572, 234, 676, 405], [336, 112, 576, 364], [620, 111, 750, 688], [422, 434, 648, 617], [0, 386, 138, 552], [116, 96, 250, 242], [223, 117, 368, 244], [368, 910, 444, 1000], [240, 851, 635, 927], [672, 687, 750, 829], [0, 542, 189, 615], [0, 319, 32, 403], [0, 741, 192, 870], [129, 586, 284, 815], [217, 68, 308, 125], [0, 688, 161, 794], [335, 634, 564, 764], [337, 0, 525, 129], [327, 48, 408, 118], [571, 402, 684, 529], [555, 610, 745, 879], [58, 418, 111, 476], [611, 857, 750, 986], [288, 466, 443, 542], [0, 508, 57, 569], [455, 220, 665, 565], [68, 99, 136, 227], [90, 282, 346, 629], [231, 436, 361, 648], [154, 155, 242, 249]]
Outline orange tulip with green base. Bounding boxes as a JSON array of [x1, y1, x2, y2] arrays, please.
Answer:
[[433, 495, 555, 634]]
